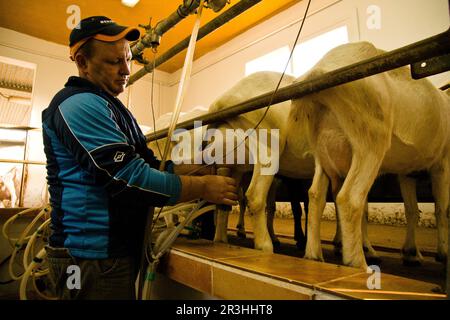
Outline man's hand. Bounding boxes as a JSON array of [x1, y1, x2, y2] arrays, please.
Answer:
[[201, 175, 238, 206], [178, 175, 238, 205]]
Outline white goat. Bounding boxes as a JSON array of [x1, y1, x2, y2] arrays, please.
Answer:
[[287, 41, 450, 269], [207, 71, 314, 252]]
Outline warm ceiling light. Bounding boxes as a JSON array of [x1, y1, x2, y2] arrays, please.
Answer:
[[121, 0, 140, 7]]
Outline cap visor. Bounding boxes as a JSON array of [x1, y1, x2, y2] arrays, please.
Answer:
[[94, 27, 140, 42]]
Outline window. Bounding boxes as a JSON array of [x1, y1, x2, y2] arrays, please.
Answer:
[[292, 25, 349, 77], [245, 46, 292, 76], [244, 25, 349, 78]]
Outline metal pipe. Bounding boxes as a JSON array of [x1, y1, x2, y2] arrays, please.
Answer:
[[131, 0, 201, 58], [128, 0, 262, 86], [155, 0, 202, 35], [0, 159, 45, 165], [146, 28, 450, 142]]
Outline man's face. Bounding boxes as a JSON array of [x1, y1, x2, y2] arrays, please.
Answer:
[[80, 38, 132, 97]]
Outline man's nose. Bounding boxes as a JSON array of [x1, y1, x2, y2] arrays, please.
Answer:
[[120, 60, 131, 76]]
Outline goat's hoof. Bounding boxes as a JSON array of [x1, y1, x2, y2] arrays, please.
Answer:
[[435, 253, 447, 264], [401, 248, 423, 266], [333, 245, 342, 257], [366, 256, 382, 266], [402, 259, 422, 267], [236, 230, 246, 239], [304, 253, 324, 262], [213, 237, 228, 244], [363, 247, 381, 265], [296, 240, 306, 251], [272, 240, 281, 248], [255, 242, 274, 253]]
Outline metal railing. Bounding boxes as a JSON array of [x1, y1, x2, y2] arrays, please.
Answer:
[[145, 28, 450, 142]]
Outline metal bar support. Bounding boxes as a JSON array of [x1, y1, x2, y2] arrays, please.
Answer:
[[131, 0, 202, 59], [128, 0, 262, 86]]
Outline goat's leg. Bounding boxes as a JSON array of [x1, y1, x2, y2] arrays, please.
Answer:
[[303, 194, 309, 247], [246, 165, 274, 253], [335, 187, 378, 263], [214, 170, 242, 243], [398, 175, 423, 266], [291, 200, 306, 250], [362, 201, 380, 264], [266, 179, 280, 247], [288, 179, 306, 250], [337, 152, 384, 269], [331, 178, 343, 256], [430, 159, 449, 264], [304, 161, 329, 262], [236, 186, 247, 238], [214, 209, 230, 243]]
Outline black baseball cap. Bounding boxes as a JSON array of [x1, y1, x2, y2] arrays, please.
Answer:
[[69, 16, 140, 60]]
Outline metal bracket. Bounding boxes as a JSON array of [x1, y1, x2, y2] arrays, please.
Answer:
[[206, 0, 230, 12], [133, 53, 149, 65], [411, 53, 450, 79]]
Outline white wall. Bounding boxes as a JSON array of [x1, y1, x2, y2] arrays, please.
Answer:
[[164, 0, 449, 114], [126, 63, 172, 129]]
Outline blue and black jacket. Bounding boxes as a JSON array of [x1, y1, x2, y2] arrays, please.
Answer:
[[42, 76, 181, 259]]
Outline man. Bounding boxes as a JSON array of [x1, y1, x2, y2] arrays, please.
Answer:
[[42, 16, 238, 300]]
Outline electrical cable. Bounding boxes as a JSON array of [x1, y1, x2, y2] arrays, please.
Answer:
[[2, 207, 41, 246], [23, 219, 51, 272], [5, 206, 49, 280], [0, 206, 52, 297], [19, 247, 49, 300]]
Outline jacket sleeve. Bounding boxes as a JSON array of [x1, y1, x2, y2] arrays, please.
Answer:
[[53, 92, 181, 206]]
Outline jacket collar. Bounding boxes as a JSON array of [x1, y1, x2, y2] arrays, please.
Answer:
[[65, 76, 100, 90], [65, 76, 118, 101]]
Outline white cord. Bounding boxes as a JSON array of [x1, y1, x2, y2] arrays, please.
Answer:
[[159, 0, 206, 170], [23, 218, 51, 272], [5, 206, 50, 281], [19, 248, 48, 300]]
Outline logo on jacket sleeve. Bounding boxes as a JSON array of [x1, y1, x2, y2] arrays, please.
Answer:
[[114, 151, 126, 162]]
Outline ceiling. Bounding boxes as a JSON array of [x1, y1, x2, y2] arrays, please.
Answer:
[[0, 0, 301, 73]]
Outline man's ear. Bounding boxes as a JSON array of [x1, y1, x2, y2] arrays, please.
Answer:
[[75, 53, 88, 73]]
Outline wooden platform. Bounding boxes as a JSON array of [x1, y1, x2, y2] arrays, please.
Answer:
[[159, 238, 446, 300]]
